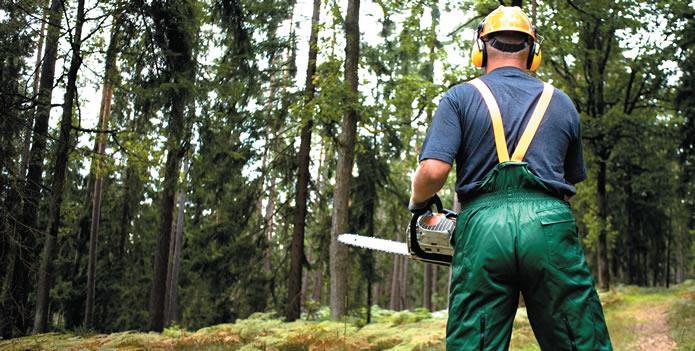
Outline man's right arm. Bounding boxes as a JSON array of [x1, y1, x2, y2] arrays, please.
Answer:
[[410, 159, 452, 206], [412, 91, 462, 208]]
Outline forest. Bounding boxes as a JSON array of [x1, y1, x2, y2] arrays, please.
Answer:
[[0, 0, 694, 347]]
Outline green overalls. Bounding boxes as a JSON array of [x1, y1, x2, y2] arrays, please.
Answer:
[[446, 79, 612, 350]]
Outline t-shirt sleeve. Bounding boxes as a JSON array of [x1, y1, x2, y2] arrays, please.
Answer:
[[418, 93, 462, 165], [564, 105, 587, 184]]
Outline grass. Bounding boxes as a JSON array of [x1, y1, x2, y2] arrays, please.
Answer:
[[1, 282, 693, 351], [667, 281, 695, 351]]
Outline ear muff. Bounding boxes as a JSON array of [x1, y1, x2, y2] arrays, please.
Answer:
[[527, 42, 542, 71], [471, 38, 486, 68], [526, 26, 542, 71], [471, 23, 487, 68]]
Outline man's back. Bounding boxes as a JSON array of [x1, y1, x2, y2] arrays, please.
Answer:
[[419, 67, 586, 200]]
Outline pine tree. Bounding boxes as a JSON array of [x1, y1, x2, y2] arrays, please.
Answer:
[[330, 0, 360, 319], [286, 0, 320, 322]]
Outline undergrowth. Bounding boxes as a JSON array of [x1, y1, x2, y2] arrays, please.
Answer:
[[1, 283, 692, 350]]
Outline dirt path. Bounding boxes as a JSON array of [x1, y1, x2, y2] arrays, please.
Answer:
[[628, 303, 677, 351]]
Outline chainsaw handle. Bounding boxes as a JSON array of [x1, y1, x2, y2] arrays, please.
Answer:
[[431, 194, 443, 213]]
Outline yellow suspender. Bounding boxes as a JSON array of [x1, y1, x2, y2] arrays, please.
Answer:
[[469, 78, 554, 163], [469, 79, 510, 163]]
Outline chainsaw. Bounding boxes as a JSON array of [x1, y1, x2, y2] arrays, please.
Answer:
[[338, 194, 457, 266]]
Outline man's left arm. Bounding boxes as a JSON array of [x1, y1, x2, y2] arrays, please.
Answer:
[[563, 98, 587, 201]]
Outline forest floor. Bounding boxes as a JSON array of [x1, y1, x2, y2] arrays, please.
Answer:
[[1, 281, 693, 351]]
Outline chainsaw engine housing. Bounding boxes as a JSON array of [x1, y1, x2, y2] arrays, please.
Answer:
[[408, 206, 457, 266], [416, 213, 455, 256]]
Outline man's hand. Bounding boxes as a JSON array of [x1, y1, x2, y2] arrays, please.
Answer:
[[408, 196, 434, 216], [410, 159, 452, 213]]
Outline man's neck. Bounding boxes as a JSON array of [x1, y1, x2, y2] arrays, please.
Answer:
[[484, 61, 526, 74]]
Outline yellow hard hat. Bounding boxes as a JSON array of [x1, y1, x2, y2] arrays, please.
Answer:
[[471, 5, 542, 71], [480, 6, 535, 40]]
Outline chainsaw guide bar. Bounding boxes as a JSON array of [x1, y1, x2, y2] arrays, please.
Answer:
[[337, 234, 410, 256]]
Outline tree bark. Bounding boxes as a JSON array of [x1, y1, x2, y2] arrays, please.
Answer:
[[84, 16, 120, 329], [400, 255, 409, 310], [421, 2, 438, 312], [389, 236, 401, 310], [431, 264, 438, 310], [530, 0, 537, 23], [423, 264, 432, 311], [262, 176, 276, 272], [665, 214, 671, 288], [301, 250, 311, 308], [311, 265, 323, 303], [33, 0, 86, 333], [165, 159, 189, 325], [148, 0, 196, 332], [19, 0, 50, 180], [287, 0, 321, 322], [329, 0, 360, 319], [596, 160, 610, 290]]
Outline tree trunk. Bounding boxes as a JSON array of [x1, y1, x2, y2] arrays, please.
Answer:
[[423, 264, 432, 311], [165, 159, 189, 325], [312, 265, 323, 303], [530, 0, 537, 23], [287, 0, 321, 322], [665, 215, 671, 288], [675, 222, 685, 284], [33, 0, 86, 333], [431, 264, 438, 310], [389, 234, 401, 311], [596, 160, 610, 290], [301, 250, 311, 308], [372, 281, 381, 309], [257, 151, 272, 272], [84, 17, 120, 329], [262, 176, 276, 272], [366, 275, 373, 323], [421, 3, 438, 312], [400, 255, 409, 310], [1, 0, 63, 338], [372, 255, 381, 307], [329, 0, 360, 319], [148, 0, 196, 332], [19, 0, 50, 180], [149, 139, 184, 331]]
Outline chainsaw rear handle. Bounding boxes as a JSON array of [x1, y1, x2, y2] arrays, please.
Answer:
[[421, 194, 456, 218], [408, 194, 456, 266], [431, 194, 443, 213]]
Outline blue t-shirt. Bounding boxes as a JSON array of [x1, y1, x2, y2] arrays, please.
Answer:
[[419, 67, 586, 199]]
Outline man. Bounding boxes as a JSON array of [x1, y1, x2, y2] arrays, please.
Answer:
[[409, 6, 613, 350]]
